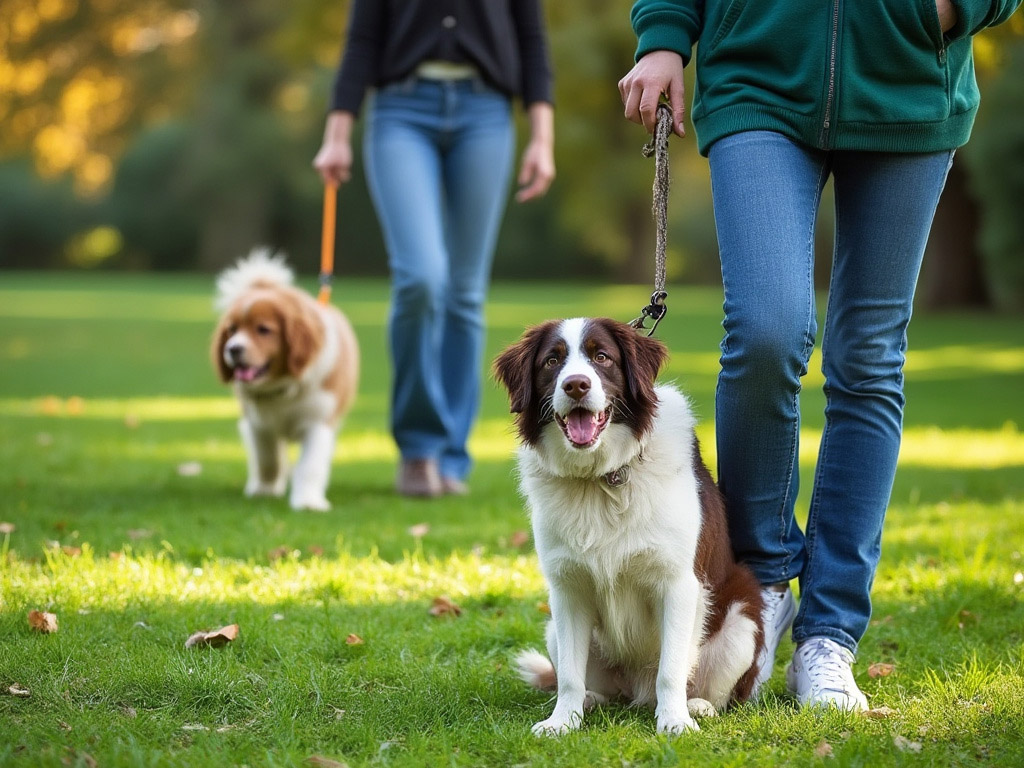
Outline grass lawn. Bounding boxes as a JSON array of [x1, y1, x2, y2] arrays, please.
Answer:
[[2, 272, 1023, 767]]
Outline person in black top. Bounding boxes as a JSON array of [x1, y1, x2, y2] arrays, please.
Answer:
[[314, 0, 555, 498]]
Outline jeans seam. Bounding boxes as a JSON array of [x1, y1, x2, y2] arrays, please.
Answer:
[[781, 154, 829, 584]]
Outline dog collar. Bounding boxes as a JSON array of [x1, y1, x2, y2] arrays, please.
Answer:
[[602, 465, 630, 487]]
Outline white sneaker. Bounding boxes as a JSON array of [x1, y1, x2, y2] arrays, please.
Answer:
[[750, 585, 797, 699], [786, 637, 868, 711]]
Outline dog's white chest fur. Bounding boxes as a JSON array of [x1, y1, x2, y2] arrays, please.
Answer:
[[519, 387, 706, 668]]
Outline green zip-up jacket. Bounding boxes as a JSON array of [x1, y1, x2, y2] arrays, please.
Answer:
[[631, 0, 1022, 155]]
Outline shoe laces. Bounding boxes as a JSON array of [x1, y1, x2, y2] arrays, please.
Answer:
[[798, 638, 856, 694], [761, 588, 789, 627]]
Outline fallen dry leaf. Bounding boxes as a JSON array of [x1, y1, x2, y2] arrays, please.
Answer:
[[61, 545, 82, 557], [307, 545, 325, 557], [428, 595, 462, 618], [957, 609, 979, 629], [813, 740, 833, 758], [863, 705, 898, 719], [345, 633, 363, 645], [509, 530, 530, 548], [63, 749, 96, 768], [407, 522, 430, 538], [867, 662, 894, 678], [306, 756, 348, 768], [177, 461, 203, 477], [184, 624, 239, 649], [268, 546, 292, 561], [28, 610, 58, 633], [0, 522, 14, 535], [7, 683, 30, 697], [537, 602, 551, 615], [893, 735, 923, 753]]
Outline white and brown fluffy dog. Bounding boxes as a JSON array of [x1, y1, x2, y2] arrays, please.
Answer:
[[211, 248, 359, 511], [494, 317, 763, 735]]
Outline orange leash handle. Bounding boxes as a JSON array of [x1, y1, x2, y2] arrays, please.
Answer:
[[318, 183, 337, 305]]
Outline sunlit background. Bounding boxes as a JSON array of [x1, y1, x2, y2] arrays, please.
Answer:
[[0, 1, 1023, 311]]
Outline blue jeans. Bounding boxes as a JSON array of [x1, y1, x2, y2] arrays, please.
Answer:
[[364, 77, 514, 480], [708, 131, 954, 653]]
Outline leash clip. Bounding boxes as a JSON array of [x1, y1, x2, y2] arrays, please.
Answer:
[[628, 290, 668, 337]]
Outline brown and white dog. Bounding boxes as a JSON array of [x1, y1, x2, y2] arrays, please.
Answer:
[[494, 317, 763, 735], [211, 248, 359, 511]]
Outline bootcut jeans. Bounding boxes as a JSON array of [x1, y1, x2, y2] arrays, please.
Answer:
[[364, 76, 515, 481], [708, 130, 954, 653]]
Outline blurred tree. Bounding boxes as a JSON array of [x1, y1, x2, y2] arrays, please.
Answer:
[[0, 0, 200, 195], [921, 18, 1024, 310], [0, 0, 1019, 300], [965, 37, 1024, 311]]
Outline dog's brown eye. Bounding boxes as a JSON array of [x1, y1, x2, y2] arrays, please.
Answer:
[[544, 355, 559, 368], [256, 324, 273, 336], [594, 352, 609, 363]]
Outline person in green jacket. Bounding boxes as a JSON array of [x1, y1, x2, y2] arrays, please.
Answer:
[[620, 0, 1021, 714]]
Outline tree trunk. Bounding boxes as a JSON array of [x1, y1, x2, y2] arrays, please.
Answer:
[[919, 157, 990, 309]]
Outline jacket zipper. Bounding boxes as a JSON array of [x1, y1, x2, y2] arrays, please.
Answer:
[[820, 0, 840, 148]]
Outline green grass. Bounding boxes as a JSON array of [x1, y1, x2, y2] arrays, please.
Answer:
[[2, 272, 1023, 767]]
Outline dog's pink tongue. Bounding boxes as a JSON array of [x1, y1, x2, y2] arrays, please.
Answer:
[[234, 367, 256, 382], [566, 409, 600, 445]]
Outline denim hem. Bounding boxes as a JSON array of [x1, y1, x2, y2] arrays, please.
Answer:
[[747, 567, 796, 589], [791, 627, 859, 656]]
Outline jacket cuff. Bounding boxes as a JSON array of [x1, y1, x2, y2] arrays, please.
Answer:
[[633, 8, 698, 65]]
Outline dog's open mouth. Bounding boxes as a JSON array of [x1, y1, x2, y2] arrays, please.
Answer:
[[556, 407, 611, 448], [232, 363, 270, 383]]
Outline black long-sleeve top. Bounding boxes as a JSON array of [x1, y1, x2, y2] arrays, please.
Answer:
[[330, 0, 553, 115]]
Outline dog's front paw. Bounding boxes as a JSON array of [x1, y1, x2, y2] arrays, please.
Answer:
[[656, 711, 700, 735], [687, 698, 718, 718], [530, 713, 581, 737], [245, 480, 286, 498], [290, 494, 331, 512]]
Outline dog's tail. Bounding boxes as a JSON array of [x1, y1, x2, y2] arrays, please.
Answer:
[[515, 649, 557, 691], [214, 246, 294, 311]]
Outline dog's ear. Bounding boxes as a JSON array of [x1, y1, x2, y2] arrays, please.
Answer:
[[283, 298, 323, 378], [600, 318, 668, 437], [211, 315, 234, 383], [493, 331, 538, 414], [493, 321, 561, 413]]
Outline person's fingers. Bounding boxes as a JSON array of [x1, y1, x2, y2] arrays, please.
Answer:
[[622, 81, 644, 126], [667, 77, 686, 137], [639, 89, 660, 134], [518, 156, 533, 187], [515, 154, 554, 202]]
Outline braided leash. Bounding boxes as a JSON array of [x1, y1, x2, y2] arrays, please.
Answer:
[[318, 183, 337, 305], [628, 103, 673, 336]]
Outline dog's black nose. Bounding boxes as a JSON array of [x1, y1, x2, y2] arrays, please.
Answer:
[[562, 375, 591, 401], [226, 342, 245, 361]]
